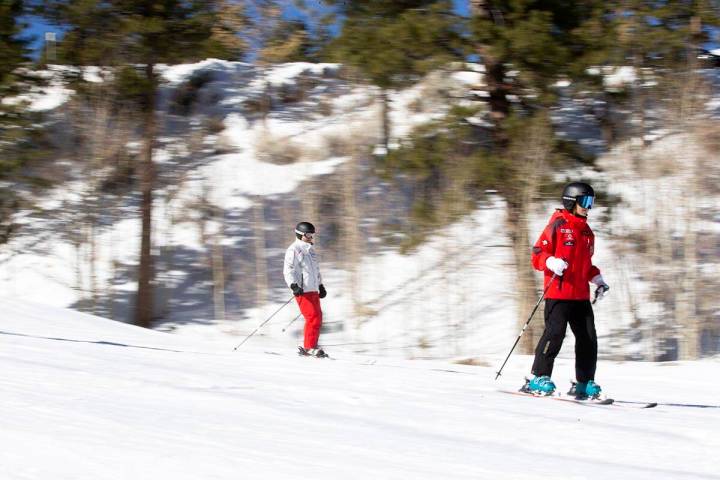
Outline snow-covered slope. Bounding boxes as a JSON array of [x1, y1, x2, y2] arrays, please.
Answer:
[[2, 59, 718, 362], [1, 298, 718, 479]]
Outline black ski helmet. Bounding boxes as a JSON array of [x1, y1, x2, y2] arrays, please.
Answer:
[[295, 221, 316, 239], [562, 182, 595, 210]]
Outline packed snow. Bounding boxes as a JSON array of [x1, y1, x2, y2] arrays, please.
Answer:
[[1, 298, 718, 480]]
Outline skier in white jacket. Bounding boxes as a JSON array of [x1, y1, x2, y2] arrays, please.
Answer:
[[284, 221, 327, 357]]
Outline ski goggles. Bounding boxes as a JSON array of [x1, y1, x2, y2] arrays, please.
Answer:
[[576, 195, 594, 209], [295, 230, 315, 239]]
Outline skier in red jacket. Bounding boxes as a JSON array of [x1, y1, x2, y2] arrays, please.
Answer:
[[521, 182, 610, 398]]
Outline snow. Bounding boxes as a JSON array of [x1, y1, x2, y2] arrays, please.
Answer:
[[26, 84, 72, 111], [192, 152, 347, 207], [259, 62, 340, 87], [1, 298, 718, 479], [158, 59, 250, 84], [2, 65, 109, 111], [451, 70, 483, 85], [593, 66, 636, 90]]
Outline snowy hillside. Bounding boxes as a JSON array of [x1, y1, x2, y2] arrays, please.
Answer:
[[1, 298, 718, 480], [0, 60, 474, 308], [0, 60, 519, 360], [2, 59, 719, 361]]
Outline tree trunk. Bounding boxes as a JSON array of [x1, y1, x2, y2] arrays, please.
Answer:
[[508, 202, 540, 354], [484, 56, 510, 126], [632, 53, 648, 149], [253, 197, 268, 308], [676, 44, 701, 359], [678, 189, 699, 359], [470, 1, 510, 130], [379, 89, 390, 152], [135, 63, 157, 328], [211, 212, 226, 322], [89, 218, 98, 313], [507, 116, 551, 353], [343, 144, 362, 326]]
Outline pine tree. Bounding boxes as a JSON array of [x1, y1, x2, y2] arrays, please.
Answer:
[[470, 0, 613, 125], [252, 1, 333, 64], [209, 0, 249, 59], [38, 0, 242, 328], [0, 0, 32, 244], [605, 1, 720, 360], [327, 0, 464, 149], [467, 1, 720, 356], [258, 19, 314, 63], [0, 0, 28, 88], [603, 1, 720, 143]]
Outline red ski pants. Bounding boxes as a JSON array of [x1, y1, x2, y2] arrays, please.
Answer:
[[295, 292, 323, 349]]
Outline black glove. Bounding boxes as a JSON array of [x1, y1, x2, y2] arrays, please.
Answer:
[[593, 284, 609, 304], [290, 283, 304, 297], [319, 284, 327, 299]]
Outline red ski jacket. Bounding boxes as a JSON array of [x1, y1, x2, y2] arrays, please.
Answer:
[[531, 209, 601, 300]]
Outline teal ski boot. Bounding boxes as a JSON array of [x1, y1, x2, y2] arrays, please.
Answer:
[[520, 375, 556, 395], [568, 380, 602, 399]]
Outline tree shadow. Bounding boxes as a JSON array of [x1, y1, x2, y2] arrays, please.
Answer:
[[0, 329, 188, 353]]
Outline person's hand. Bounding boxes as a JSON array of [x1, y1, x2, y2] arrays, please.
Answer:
[[290, 283, 304, 297], [319, 284, 327, 299], [591, 274, 609, 302], [546, 256, 568, 276]]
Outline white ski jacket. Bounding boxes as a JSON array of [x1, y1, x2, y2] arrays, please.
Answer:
[[283, 239, 323, 292]]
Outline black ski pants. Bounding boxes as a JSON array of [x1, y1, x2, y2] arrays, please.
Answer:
[[531, 299, 597, 383]]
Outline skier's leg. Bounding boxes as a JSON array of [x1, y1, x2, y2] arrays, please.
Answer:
[[299, 292, 322, 349], [568, 300, 597, 383], [531, 299, 569, 377], [295, 294, 314, 349]]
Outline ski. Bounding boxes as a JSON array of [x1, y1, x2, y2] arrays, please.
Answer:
[[263, 350, 333, 359], [500, 389, 615, 407], [612, 400, 659, 409], [500, 390, 659, 409]]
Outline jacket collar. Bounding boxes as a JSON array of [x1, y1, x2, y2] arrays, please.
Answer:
[[295, 238, 313, 249], [560, 208, 588, 226]]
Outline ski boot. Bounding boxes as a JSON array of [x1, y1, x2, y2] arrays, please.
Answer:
[[520, 375, 556, 395], [298, 346, 328, 358], [568, 380, 602, 400], [308, 347, 328, 358]]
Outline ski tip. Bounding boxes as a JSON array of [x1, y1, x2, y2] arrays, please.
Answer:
[[644, 402, 658, 408]]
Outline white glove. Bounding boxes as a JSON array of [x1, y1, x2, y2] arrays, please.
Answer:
[[545, 256, 568, 276], [591, 274, 610, 302]]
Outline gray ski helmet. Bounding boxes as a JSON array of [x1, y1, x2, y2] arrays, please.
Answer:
[[295, 221, 316, 239], [562, 182, 595, 210]]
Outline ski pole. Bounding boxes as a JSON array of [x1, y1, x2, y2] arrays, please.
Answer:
[[281, 313, 302, 332], [494, 274, 557, 380], [233, 296, 294, 351]]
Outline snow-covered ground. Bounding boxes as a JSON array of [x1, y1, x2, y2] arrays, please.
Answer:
[[1, 298, 718, 480]]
